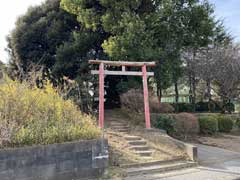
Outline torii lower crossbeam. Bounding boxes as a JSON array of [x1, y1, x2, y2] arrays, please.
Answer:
[[89, 60, 156, 129]]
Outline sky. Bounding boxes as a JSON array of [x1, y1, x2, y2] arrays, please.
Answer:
[[210, 0, 240, 42], [0, 0, 240, 64], [0, 0, 44, 63]]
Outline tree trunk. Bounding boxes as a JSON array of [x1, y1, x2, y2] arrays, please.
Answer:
[[206, 79, 211, 101], [222, 97, 228, 114], [206, 80, 212, 112], [188, 73, 193, 104], [174, 80, 179, 103], [191, 50, 197, 112], [192, 74, 196, 112], [157, 82, 162, 103]]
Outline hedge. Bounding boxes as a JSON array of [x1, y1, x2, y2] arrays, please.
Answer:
[[153, 114, 175, 134], [198, 116, 218, 135], [172, 103, 194, 112], [217, 116, 233, 133], [173, 101, 234, 113], [236, 119, 240, 128]]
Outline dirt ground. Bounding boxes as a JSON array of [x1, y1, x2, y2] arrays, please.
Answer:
[[194, 132, 240, 153]]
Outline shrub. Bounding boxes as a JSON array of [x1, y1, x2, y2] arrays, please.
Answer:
[[225, 103, 235, 113], [172, 103, 194, 113], [196, 102, 209, 112], [195, 101, 220, 112], [172, 113, 199, 139], [153, 115, 175, 134], [159, 103, 175, 113], [0, 78, 100, 148], [150, 97, 175, 113], [217, 116, 233, 133], [172, 101, 234, 113], [236, 119, 240, 128], [120, 89, 174, 113], [120, 89, 144, 113], [198, 116, 218, 135], [208, 101, 218, 112]]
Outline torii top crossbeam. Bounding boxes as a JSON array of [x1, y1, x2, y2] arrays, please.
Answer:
[[89, 60, 156, 76], [89, 60, 156, 129], [89, 60, 156, 67]]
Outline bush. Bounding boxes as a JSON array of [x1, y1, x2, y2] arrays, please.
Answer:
[[172, 113, 199, 139], [153, 115, 175, 134], [224, 102, 235, 113], [120, 89, 174, 113], [150, 97, 175, 113], [0, 78, 100, 148], [217, 116, 233, 133], [120, 89, 144, 113], [158, 103, 175, 113], [196, 101, 220, 112], [172, 101, 234, 113], [236, 119, 240, 128], [196, 102, 209, 112], [172, 103, 194, 113], [198, 116, 218, 135]]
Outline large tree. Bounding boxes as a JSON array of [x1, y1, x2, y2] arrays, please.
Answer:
[[7, 0, 110, 112], [183, 21, 232, 107], [61, 0, 218, 102], [8, 0, 79, 74], [7, 0, 107, 81], [213, 44, 240, 112], [7, 0, 229, 108]]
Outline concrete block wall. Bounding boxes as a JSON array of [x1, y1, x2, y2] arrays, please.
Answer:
[[0, 139, 108, 180]]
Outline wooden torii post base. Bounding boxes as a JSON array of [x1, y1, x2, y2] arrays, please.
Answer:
[[89, 60, 156, 129]]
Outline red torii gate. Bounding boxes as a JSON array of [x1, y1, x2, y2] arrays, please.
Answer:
[[89, 60, 156, 129]]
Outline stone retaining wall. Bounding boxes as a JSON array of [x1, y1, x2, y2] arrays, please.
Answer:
[[0, 139, 108, 180]]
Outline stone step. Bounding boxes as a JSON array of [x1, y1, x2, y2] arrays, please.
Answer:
[[109, 122, 127, 126], [110, 123, 128, 126], [120, 157, 186, 168], [130, 145, 150, 151], [111, 126, 129, 129], [128, 140, 147, 146], [126, 161, 197, 176], [107, 131, 122, 137], [135, 150, 153, 157], [116, 128, 129, 133], [125, 136, 142, 141]]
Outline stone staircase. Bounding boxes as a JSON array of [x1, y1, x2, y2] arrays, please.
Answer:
[[124, 159, 197, 180], [107, 115, 198, 179], [110, 121, 130, 133], [109, 121, 153, 158]]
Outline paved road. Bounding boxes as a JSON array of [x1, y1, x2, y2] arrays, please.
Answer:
[[197, 144, 240, 166], [159, 144, 240, 180], [126, 144, 240, 180]]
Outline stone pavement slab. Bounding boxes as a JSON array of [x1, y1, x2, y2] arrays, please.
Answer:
[[125, 166, 240, 180]]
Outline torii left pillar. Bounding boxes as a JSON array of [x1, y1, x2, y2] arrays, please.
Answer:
[[142, 64, 151, 129], [98, 62, 105, 128]]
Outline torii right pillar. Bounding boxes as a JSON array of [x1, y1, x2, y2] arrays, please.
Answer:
[[142, 64, 151, 129]]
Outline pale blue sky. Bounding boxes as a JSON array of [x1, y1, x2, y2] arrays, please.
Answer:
[[209, 0, 240, 42], [0, 0, 44, 63], [0, 0, 240, 63]]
